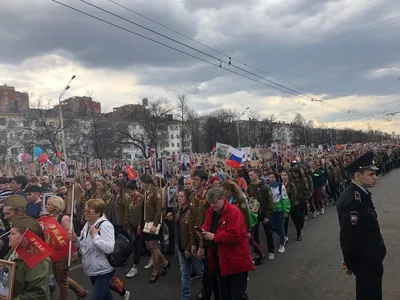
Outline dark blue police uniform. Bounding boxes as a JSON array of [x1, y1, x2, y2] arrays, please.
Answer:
[[336, 151, 386, 300]]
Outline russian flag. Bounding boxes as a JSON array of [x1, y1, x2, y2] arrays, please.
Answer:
[[226, 146, 243, 168]]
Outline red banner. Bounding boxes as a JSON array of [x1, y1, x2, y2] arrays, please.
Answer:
[[126, 164, 137, 180], [38, 216, 76, 262], [16, 229, 54, 269]]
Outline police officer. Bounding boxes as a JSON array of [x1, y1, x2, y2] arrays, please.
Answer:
[[336, 151, 386, 300]]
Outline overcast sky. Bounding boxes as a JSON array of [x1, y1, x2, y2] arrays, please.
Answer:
[[1, 0, 400, 134]]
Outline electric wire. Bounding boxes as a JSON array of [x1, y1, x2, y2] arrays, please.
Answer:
[[107, 0, 318, 96], [80, 0, 321, 102], [252, 15, 400, 66], [53, 0, 369, 115]]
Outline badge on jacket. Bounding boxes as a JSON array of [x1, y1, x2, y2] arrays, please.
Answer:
[[350, 211, 359, 225], [221, 220, 226, 228], [354, 191, 361, 202]]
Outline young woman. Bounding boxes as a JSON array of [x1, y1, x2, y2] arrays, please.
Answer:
[[289, 168, 310, 241], [268, 173, 291, 254], [106, 179, 130, 238], [281, 170, 297, 243], [125, 181, 144, 279], [46, 196, 88, 300]]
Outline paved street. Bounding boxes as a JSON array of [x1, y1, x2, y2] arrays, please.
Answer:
[[58, 170, 400, 300]]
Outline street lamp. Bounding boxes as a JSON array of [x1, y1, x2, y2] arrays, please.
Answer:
[[237, 107, 249, 148], [58, 75, 76, 161]]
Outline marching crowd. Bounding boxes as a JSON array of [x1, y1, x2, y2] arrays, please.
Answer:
[[0, 143, 398, 299]]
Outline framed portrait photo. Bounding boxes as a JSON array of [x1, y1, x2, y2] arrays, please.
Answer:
[[0, 260, 16, 300]]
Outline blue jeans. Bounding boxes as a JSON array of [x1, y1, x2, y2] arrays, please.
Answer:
[[90, 270, 115, 300], [178, 250, 204, 300], [270, 211, 285, 246]]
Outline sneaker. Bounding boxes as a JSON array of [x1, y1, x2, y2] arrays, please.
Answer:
[[126, 267, 138, 278], [320, 208, 325, 215], [304, 215, 309, 220], [144, 259, 153, 269], [284, 236, 289, 245], [316, 211, 320, 215], [268, 252, 275, 260], [312, 212, 317, 218], [278, 245, 285, 253], [123, 290, 130, 300], [255, 255, 265, 265]]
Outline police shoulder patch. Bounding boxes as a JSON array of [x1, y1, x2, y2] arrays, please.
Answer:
[[350, 211, 359, 225]]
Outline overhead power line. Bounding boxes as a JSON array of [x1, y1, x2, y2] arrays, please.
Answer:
[[53, 0, 355, 114], [107, 0, 318, 96], [80, 0, 320, 103], [252, 15, 400, 67]]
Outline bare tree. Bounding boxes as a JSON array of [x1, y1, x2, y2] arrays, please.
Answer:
[[15, 98, 80, 159], [202, 109, 237, 150], [81, 107, 122, 160], [175, 94, 191, 153], [113, 99, 172, 158]]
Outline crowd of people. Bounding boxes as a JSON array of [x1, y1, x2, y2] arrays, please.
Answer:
[[0, 143, 398, 299]]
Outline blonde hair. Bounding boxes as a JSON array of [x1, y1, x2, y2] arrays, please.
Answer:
[[48, 196, 65, 213], [86, 198, 106, 214]]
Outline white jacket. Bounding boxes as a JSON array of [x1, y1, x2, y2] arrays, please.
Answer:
[[77, 216, 115, 276]]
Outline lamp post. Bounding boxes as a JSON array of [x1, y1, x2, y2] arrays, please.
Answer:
[[237, 107, 249, 148], [58, 75, 76, 162]]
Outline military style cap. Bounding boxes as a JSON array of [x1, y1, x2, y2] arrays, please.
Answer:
[[140, 173, 154, 184], [3, 195, 28, 208], [345, 151, 379, 174], [10, 216, 42, 236]]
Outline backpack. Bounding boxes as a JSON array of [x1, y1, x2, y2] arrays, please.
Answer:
[[95, 220, 134, 268]]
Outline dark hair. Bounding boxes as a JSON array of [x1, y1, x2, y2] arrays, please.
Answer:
[[126, 181, 138, 191], [191, 170, 208, 182], [248, 168, 260, 175], [179, 188, 191, 203], [12, 176, 27, 189], [0, 177, 8, 185], [112, 179, 126, 198], [222, 180, 242, 200], [25, 185, 41, 193], [232, 168, 242, 177]]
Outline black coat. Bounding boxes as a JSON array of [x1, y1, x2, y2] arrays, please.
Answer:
[[336, 182, 386, 271]]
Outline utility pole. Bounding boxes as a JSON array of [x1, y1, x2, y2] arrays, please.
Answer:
[[58, 75, 76, 162]]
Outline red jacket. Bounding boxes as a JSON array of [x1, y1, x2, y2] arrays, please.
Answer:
[[202, 200, 255, 276]]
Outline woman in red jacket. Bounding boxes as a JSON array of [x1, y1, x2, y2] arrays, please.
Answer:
[[199, 187, 254, 300]]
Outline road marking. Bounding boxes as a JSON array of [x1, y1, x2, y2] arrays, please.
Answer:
[[69, 264, 82, 272]]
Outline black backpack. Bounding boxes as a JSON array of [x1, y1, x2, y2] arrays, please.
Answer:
[[95, 220, 134, 268]]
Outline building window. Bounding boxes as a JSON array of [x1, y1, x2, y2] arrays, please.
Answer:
[[49, 122, 55, 127], [0, 118, 6, 126], [11, 148, 18, 155], [176, 134, 179, 139], [125, 154, 131, 159], [177, 143, 180, 147], [165, 143, 169, 147], [23, 120, 29, 127], [170, 135, 173, 139], [171, 143, 174, 147]]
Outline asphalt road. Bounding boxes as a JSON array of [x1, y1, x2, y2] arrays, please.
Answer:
[[57, 170, 400, 300]]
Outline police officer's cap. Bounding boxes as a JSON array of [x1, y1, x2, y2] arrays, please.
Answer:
[[10, 216, 42, 236], [345, 151, 379, 174], [140, 174, 154, 184], [3, 195, 28, 208]]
